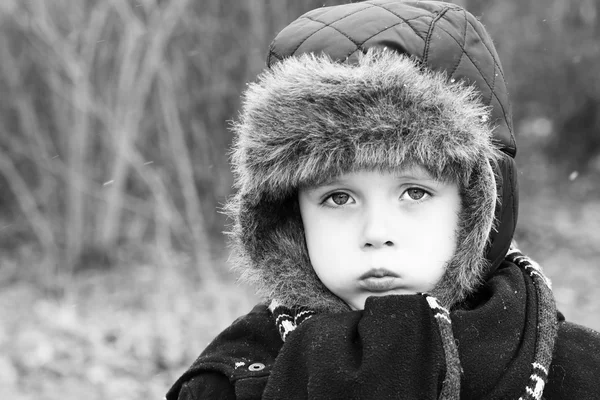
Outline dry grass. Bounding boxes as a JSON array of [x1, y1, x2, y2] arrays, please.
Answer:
[[0, 252, 258, 400]]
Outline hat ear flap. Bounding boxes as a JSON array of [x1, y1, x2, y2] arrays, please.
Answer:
[[431, 157, 498, 308], [231, 192, 351, 313]]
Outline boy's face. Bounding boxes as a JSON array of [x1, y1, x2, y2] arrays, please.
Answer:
[[298, 166, 461, 310]]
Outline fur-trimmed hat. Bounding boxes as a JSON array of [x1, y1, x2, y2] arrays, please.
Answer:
[[226, 1, 519, 312]]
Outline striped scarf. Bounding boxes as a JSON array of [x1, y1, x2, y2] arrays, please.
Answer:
[[269, 248, 557, 400]]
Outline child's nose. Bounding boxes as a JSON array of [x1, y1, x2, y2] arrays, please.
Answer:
[[361, 204, 396, 249]]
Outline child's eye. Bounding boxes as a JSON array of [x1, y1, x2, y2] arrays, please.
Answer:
[[324, 192, 354, 206], [401, 188, 430, 201]]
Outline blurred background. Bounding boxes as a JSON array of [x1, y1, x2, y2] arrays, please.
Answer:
[[0, 0, 598, 398]]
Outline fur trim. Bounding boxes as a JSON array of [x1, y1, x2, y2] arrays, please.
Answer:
[[227, 49, 502, 312]]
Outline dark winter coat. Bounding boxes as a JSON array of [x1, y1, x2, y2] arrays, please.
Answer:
[[167, 262, 600, 400], [167, 1, 600, 398], [166, 264, 600, 399], [167, 274, 600, 400]]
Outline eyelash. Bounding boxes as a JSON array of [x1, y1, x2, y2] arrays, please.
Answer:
[[321, 187, 432, 208]]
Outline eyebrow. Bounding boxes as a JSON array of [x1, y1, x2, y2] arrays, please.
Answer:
[[395, 173, 436, 181]]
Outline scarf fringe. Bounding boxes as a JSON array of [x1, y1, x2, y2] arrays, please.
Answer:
[[269, 300, 316, 342]]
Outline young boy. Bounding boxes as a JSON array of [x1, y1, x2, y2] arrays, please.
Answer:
[[167, 1, 600, 399]]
